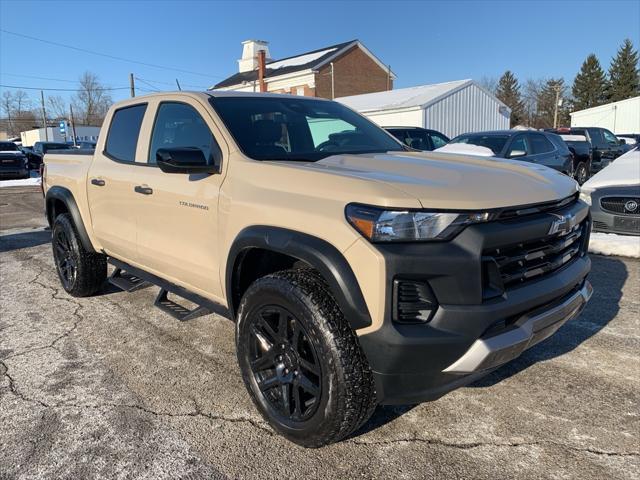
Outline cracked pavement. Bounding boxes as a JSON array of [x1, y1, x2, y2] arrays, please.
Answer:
[[1, 186, 639, 479]]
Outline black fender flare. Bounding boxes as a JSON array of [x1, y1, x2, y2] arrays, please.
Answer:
[[45, 186, 96, 253], [226, 226, 372, 330]]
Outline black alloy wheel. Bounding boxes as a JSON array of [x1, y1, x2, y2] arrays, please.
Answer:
[[249, 305, 322, 422], [53, 227, 77, 290]]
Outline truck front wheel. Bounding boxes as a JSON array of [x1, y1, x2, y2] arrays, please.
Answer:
[[236, 269, 376, 447], [52, 213, 107, 297]]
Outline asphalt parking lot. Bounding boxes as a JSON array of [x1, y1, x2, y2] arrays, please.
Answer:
[[1, 186, 638, 479]]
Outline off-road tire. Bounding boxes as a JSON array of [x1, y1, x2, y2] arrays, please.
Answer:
[[52, 213, 107, 297], [236, 268, 377, 447]]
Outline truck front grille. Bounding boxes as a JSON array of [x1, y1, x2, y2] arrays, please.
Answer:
[[483, 219, 587, 292], [600, 196, 640, 215]]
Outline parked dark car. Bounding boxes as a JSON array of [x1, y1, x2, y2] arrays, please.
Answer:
[[549, 133, 593, 184], [383, 126, 450, 151], [448, 130, 574, 177], [20, 146, 40, 170], [31, 142, 74, 169], [0, 141, 29, 179], [546, 127, 626, 173]]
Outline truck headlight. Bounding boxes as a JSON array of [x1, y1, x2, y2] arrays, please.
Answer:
[[346, 204, 491, 242]]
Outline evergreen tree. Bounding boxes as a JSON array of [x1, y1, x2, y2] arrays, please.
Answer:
[[495, 71, 525, 127], [572, 54, 608, 110], [608, 39, 639, 102]]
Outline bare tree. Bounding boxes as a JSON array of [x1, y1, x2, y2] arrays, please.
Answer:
[[47, 95, 68, 121], [478, 76, 498, 94], [1, 91, 16, 135], [72, 72, 113, 126]]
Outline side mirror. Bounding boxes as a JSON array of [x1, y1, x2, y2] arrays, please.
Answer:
[[156, 147, 217, 174], [618, 138, 626, 145], [509, 149, 527, 158]]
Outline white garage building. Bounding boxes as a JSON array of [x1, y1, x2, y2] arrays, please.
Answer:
[[570, 96, 640, 134], [336, 79, 510, 138]]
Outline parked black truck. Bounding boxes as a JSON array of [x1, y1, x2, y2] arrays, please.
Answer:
[[546, 127, 626, 173]]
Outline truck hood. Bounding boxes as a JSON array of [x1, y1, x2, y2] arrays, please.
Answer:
[[293, 151, 579, 210]]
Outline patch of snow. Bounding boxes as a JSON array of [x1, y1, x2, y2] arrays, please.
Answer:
[[434, 143, 495, 157], [266, 48, 337, 70], [581, 149, 640, 191], [0, 171, 41, 188], [589, 232, 640, 258], [560, 134, 587, 142]]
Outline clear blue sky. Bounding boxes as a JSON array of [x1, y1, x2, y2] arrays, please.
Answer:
[[1, 0, 639, 106]]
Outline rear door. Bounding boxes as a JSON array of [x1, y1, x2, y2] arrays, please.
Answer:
[[134, 98, 227, 299], [87, 103, 147, 262], [526, 132, 562, 171]]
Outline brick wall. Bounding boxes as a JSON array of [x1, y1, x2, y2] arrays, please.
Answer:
[[315, 46, 392, 99]]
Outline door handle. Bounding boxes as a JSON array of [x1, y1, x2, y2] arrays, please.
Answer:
[[134, 185, 153, 195], [91, 178, 105, 186]]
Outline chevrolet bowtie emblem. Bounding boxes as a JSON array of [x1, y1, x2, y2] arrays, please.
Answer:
[[548, 212, 578, 235]]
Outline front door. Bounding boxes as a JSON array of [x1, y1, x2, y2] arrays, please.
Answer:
[[134, 100, 226, 300], [87, 103, 148, 263]]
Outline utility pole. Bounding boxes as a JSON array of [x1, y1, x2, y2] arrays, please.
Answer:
[[69, 104, 78, 147], [40, 90, 49, 141], [553, 84, 561, 128], [175, 78, 182, 91], [330, 62, 335, 99], [129, 73, 136, 98]]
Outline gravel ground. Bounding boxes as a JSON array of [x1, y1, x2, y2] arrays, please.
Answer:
[[1, 186, 638, 479]]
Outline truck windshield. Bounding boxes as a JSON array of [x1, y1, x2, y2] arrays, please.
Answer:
[[0, 142, 19, 151], [209, 96, 405, 161], [450, 134, 509, 155]]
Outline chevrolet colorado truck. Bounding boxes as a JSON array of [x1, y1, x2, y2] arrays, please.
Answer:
[[43, 92, 593, 447]]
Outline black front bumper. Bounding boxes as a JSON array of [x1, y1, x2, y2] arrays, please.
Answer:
[[358, 199, 592, 405]]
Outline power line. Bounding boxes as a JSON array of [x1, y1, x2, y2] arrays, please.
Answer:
[[0, 84, 130, 92], [1, 29, 223, 79], [0, 72, 79, 84], [134, 77, 162, 92], [135, 76, 209, 89]]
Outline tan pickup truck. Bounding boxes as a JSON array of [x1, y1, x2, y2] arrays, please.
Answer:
[[43, 91, 592, 447]]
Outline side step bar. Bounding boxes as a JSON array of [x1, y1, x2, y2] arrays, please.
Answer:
[[107, 258, 230, 322], [109, 267, 152, 292], [154, 289, 211, 322]]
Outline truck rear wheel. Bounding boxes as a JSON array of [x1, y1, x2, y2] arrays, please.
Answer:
[[52, 213, 107, 297], [574, 162, 589, 185], [235, 269, 376, 447]]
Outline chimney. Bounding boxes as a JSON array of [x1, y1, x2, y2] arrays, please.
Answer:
[[238, 39, 271, 73], [258, 50, 267, 92]]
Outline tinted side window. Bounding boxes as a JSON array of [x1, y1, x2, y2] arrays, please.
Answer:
[[105, 104, 147, 162], [587, 128, 604, 147], [404, 130, 431, 150], [429, 133, 448, 149], [602, 129, 618, 144], [528, 134, 555, 154], [507, 135, 528, 157], [149, 102, 220, 165]]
